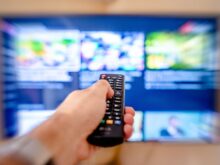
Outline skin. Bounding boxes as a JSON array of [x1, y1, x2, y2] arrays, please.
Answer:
[[29, 80, 135, 165]]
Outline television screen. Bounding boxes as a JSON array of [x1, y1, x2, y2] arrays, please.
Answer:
[[1, 15, 218, 142]]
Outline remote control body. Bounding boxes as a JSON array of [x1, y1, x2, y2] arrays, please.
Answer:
[[87, 74, 125, 147]]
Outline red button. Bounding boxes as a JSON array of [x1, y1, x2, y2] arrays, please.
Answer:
[[101, 74, 106, 79]]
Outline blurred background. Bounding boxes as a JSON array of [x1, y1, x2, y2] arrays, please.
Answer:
[[0, 0, 220, 165]]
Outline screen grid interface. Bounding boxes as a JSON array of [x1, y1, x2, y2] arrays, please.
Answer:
[[3, 16, 218, 141]]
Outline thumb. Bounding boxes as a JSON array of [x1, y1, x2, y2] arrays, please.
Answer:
[[91, 80, 114, 99]]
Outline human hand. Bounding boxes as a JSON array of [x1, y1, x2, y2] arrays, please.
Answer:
[[56, 80, 135, 162], [31, 80, 135, 165]]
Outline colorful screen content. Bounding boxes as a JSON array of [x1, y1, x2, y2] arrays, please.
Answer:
[[3, 16, 218, 141], [81, 32, 144, 71], [15, 30, 81, 82], [146, 32, 212, 70]]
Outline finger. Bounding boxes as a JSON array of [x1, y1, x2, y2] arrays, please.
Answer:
[[124, 113, 134, 125], [124, 124, 133, 140], [125, 107, 135, 116], [92, 80, 114, 98]]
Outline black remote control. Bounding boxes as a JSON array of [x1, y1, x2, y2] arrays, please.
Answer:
[[87, 74, 125, 147]]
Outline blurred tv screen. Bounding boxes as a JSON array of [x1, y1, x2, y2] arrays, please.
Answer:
[[1, 15, 219, 141]]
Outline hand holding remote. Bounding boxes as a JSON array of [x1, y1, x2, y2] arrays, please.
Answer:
[[30, 79, 134, 164], [52, 79, 135, 162]]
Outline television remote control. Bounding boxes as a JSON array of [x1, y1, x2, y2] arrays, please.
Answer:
[[87, 74, 125, 147]]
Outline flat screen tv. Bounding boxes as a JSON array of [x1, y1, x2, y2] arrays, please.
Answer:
[[1, 15, 219, 142]]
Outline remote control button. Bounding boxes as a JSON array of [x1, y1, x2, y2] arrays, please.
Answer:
[[115, 87, 122, 90], [108, 78, 114, 82], [111, 76, 117, 79], [107, 116, 113, 119], [115, 97, 121, 100], [100, 120, 105, 124], [114, 100, 121, 104], [116, 85, 122, 89], [113, 108, 121, 112], [115, 116, 121, 120], [106, 100, 113, 104], [105, 112, 111, 115], [117, 81, 123, 84], [113, 104, 121, 108], [115, 120, 121, 125], [113, 112, 121, 116], [115, 91, 122, 96], [106, 120, 113, 125], [99, 127, 105, 131]]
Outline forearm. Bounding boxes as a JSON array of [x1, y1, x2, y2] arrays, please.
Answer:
[[29, 112, 82, 165], [0, 136, 53, 165], [0, 111, 83, 165]]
